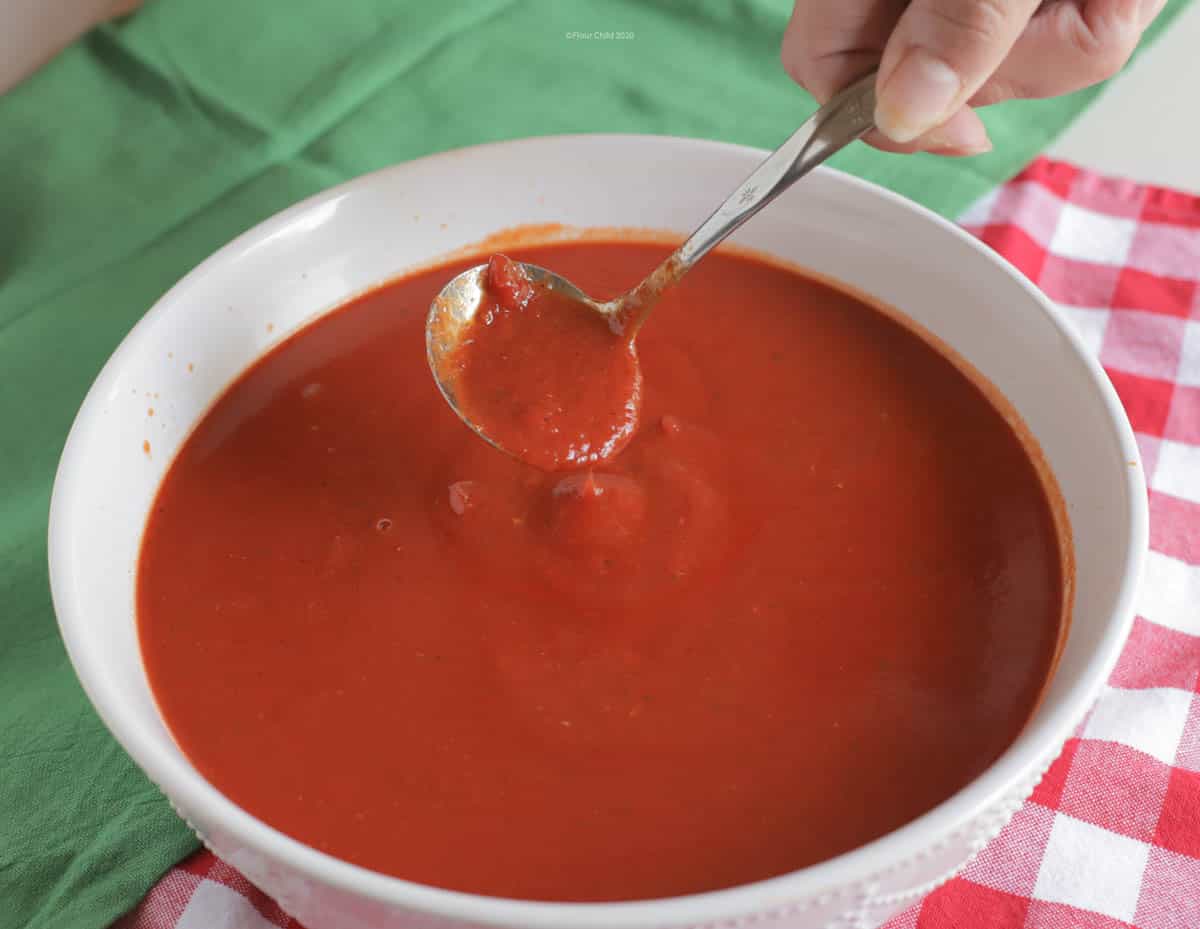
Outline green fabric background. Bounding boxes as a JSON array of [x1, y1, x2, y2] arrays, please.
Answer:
[[0, 1, 1190, 927]]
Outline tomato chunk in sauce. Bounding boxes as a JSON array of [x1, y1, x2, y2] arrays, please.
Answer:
[[138, 240, 1067, 902]]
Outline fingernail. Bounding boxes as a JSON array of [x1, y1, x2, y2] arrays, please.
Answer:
[[1117, 0, 1147, 25], [926, 122, 992, 156], [1139, 0, 1167, 24], [875, 50, 963, 144], [927, 139, 993, 157]]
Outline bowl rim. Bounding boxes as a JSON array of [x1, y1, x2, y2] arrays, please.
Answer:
[[49, 133, 1148, 928]]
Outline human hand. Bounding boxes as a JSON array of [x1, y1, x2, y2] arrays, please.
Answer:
[[782, 0, 1166, 155], [0, 0, 143, 96]]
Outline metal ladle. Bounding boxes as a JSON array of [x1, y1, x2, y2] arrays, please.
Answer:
[[427, 72, 877, 463]]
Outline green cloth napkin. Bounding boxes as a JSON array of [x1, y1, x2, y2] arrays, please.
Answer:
[[0, 1, 1189, 927]]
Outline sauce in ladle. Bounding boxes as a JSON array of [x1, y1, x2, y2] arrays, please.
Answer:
[[444, 255, 643, 470]]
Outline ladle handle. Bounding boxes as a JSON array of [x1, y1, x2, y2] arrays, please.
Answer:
[[614, 72, 877, 333], [679, 70, 878, 269]]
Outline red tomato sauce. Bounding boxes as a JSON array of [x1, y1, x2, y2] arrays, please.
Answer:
[[138, 240, 1067, 902], [444, 255, 642, 470]]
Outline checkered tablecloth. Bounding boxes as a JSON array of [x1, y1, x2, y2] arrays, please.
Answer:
[[112, 158, 1200, 929]]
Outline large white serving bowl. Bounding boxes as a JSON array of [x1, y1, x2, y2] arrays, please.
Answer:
[[49, 135, 1146, 929]]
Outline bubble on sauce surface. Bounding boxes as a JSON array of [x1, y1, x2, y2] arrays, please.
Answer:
[[448, 481, 481, 516], [375, 518, 393, 533], [660, 415, 683, 437]]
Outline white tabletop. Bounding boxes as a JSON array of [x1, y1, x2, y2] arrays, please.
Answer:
[[1050, 2, 1200, 192]]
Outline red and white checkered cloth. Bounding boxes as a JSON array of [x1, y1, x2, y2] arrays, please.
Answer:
[[113, 157, 1200, 929]]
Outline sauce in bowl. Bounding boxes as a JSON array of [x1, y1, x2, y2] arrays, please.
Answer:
[[138, 239, 1067, 902]]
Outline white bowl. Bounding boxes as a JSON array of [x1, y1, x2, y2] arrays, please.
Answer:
[[49, 135, 1146, 929]]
